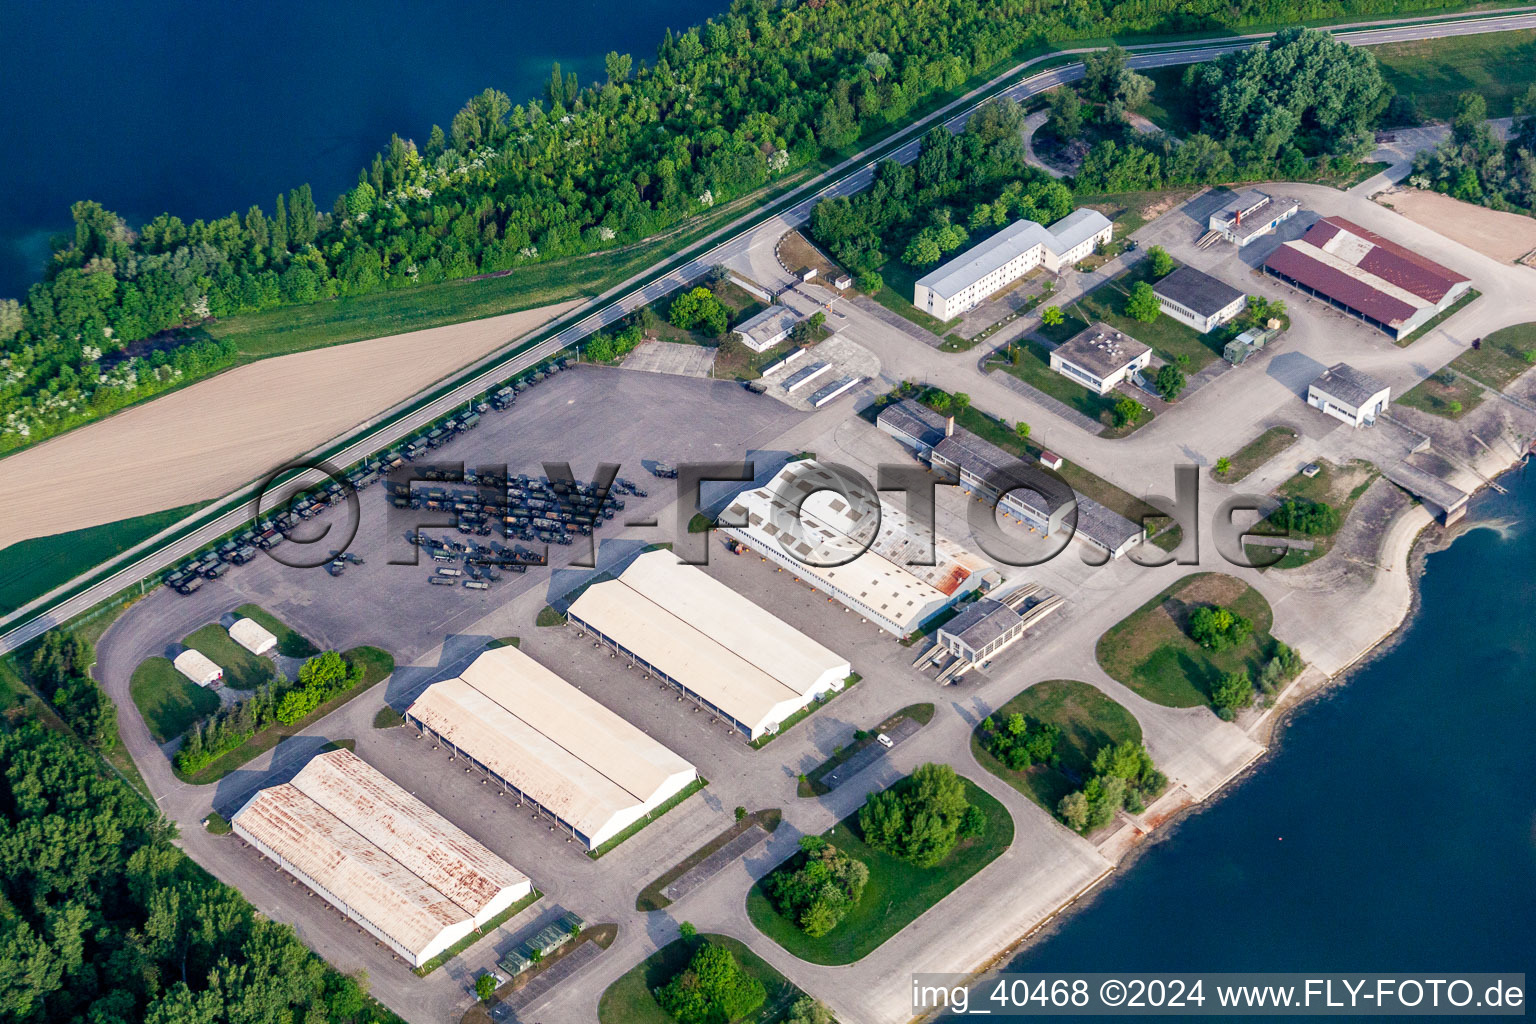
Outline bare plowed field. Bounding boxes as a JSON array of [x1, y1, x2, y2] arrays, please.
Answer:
[[0, 299, 581, 548]]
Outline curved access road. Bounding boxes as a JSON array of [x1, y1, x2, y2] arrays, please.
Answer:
[[5, 6, 1536, 655]]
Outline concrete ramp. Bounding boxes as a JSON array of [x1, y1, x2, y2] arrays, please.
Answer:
[[1383, 459, 1469, 524]]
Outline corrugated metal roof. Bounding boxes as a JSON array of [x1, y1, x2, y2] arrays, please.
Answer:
[[455, 646, 696, 808], [228, 617, 276, 654], [173, 649, 221, 683], [568, 580, 813, 734], [1309, 362, 1390, 409], [290, 749, 529, 921], [233, 784, 472, 959], [876, 398, 951, 449], [1321, 216, 1468, 303], [1263, 244, 1419, 327], [1152, 266, 1245, 316], [406, 676, 661, 841], [616, 550, 849, 697]]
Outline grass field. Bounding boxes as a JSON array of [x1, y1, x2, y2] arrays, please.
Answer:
[[972, 680, 1143, 814], [1450, 323, 1536, 389], [1215, 426, 1299, 482], [1072, 277, 1227, 373], [1247, 460, 1377, 568], [1370, 29, 1536, 121], [181, 624, 274, 690], [130, 657, 220, 743], [598, 933, 806, 1024], [993, 339, 1134, 432], [1096, 573, 1277, 708], [234, 604, 318, 657], [177, 646, 393, 783], [1396, 372, 1484, 419], [0, 503, 204, 615], [746, 776, 1013, 964]]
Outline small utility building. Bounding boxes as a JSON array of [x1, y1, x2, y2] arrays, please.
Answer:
[[567, 549, 851, 740], [228, 617, 277, 656], [1049, 323, 1151, 395], [1307, 362, 1391, 428], [733, 305, 801, 352], [1152, 266, 1246, 333], [1207, 190, 1300, 247], [173, 649, 223, 688], [405, 645, 697, 849], [231, 748, 532, 968]]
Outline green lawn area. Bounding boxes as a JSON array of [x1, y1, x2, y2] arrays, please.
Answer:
[[0, 503, 205, 616], [1214, 426, 1299, 483], [1396, 372, 1484, 419], [1246, 459, 1378, 569], [1396, 289, 1481, 347], [1075, 189, 1202, 238], [177, 646, 393, 783], [181, 624, 274, 690], [233, 605, 318, 657], [1370, 29, 1536, 121], [746, 775, 1013, 964], [1072, 278, 1226, 373], [1450, 322, 1536, 389], [1096, 573, 1277, 709], [598, 933, 806, 1024], [992, 339, 1133, 432], [130, 657, 220, 743], [971, 680, 1142, 814], [871, 259, 962, 336]]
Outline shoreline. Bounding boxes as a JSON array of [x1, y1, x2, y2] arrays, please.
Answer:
[[927, 438, 1530, 1019]]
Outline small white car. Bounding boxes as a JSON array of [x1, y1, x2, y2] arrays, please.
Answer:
[[876, 732, 894, 749]]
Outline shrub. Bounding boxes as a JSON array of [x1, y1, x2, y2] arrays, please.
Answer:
[[858, 763, 973, 867], [764, 836, 869, 937], [1188, 605, 1252, 651], [655, 941, 766, 1024], [1212, 670, 1255, 715]]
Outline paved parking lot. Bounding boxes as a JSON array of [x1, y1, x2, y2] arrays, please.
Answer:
[[620, 339, 717, 377]]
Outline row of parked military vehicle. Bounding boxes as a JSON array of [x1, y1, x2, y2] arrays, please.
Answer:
[[165, 355, 572, 596], [391, 470, 644, 547]]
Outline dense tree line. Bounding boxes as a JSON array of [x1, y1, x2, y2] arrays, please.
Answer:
[[764, 836, 870, 937], [1408, 88, 1536, 212], [27, 631, 117, 752], [809, 101, 1074, 287], [176, 649, 360, 775], [1213, 642, 1304, 717], [3, 0, 1463, 452], [858, 763, 986, 868], [654, 936, 766, 1024], [0, 724, 401, 1024], [1057, 740, 1166, 831], [1069, 30, 1389, 194]]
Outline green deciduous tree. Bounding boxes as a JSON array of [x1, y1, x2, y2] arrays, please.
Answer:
[[1124, 281, 1161, 323], [1155, 363, 1186, 402], [1146, 245, 1174, 278], [859, 763, 974, 867]]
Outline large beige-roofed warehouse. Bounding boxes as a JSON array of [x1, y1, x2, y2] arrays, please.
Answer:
[[566, 549, 852, 741], [231, 748, 531, 967], [404, 646, 697, 849]]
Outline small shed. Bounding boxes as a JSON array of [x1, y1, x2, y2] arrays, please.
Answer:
[[833, 274, 852, 291], [174, 649, 224, 688], [229, 617, 278, 656], [1038, 451, 1064, 470]]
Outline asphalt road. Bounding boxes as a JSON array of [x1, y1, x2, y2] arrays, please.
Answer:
[[6, 6, 1536, 655]]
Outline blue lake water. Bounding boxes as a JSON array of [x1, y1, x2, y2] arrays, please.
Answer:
[[1004, 469, 1536, 988], [0, 0, 727, 299]]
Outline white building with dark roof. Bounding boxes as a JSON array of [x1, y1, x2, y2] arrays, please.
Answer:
[[1152, 266, 1246, 334], [567, 549, 851, 740], [1307, 363, 1391, 427], [231, 748, 532, 967], [913, 210, 1113, 320], [733, 305, 801, 352], [404, 645, 697, 848], [1049, 323, 1152, 395]]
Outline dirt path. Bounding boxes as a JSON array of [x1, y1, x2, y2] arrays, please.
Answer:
[[0, 299, 583, 549], [1377, 187, 1536, 264]]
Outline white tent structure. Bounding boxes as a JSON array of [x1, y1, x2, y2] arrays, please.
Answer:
[[231, 748, 531, 968], [404, 646, 697, 849], [173, 649, 223, 687], [228, 617, 277, 656], [566, 549, 851, 740]]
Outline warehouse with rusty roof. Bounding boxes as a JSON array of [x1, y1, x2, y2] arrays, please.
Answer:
[[231, 748, 532, 967], [404, 644, 698, 848], [1262, 216, 1471, 340]]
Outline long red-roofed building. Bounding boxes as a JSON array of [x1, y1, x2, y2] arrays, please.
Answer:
[[1261, 216, 1472, 340]]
